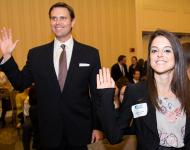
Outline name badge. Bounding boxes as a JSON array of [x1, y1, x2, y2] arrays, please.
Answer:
[[131, 103, 148, 118]]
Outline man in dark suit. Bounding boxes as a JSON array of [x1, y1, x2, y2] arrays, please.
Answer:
[[0, 2, 103, 150], [129, 56, 140, 80], [111, 55, 129, 82]]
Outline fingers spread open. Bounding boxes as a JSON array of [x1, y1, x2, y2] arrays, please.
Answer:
[[102, 67, 107, 83], [13, 40, 19, 47], [111, 78, 115, 88], [106, 68, 111, 83], [97, 74, 100, 88], [99, 69, 103, 84]]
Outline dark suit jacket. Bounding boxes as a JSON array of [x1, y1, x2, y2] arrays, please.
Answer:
[[111, 63, 129, 82], [129, 79, 140, 84], [129, 64, 143, 80], [99, 81, 190, 150], [1, 40, 101, 148]]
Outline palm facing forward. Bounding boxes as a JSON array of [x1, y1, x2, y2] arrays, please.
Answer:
[[0, 28, 19, 58], [97, 68, 115, 89]]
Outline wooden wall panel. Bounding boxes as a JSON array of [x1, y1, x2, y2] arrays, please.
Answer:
[[136, 0, 190, 62], [141, 0, 190, 32], [1, 0, 189, 68], [0, 0, 136, 68], [142, 0, 178, 31]]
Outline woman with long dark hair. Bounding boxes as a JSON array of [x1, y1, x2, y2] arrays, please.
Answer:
[[97, 30, 190, 150], [182, 42, 190, 80]]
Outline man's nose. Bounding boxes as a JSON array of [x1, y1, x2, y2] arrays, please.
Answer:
[[55, 19, 61, 25]]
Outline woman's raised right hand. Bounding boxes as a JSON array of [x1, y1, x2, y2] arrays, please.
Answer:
[[97, 68, 115, 89]]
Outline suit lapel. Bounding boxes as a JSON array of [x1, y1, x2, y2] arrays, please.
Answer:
[[143, 97, 159, 137], [44, 41, 61, 93], [116, 64, 122, 75], [185, 114, 190, 142], [62, 40, 80, 92]]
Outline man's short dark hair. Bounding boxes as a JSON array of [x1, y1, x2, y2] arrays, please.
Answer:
[[118, 55, 126, 62], [132, 56, 137, 61], [133, 69, 140, 75], [49, 2, 75, 20]]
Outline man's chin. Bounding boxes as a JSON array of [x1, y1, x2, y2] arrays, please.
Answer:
[[55, 33, 72, 42]]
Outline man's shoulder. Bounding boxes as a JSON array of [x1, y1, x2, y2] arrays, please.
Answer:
[[74, 40, 98, 52], [30, 41, 54, 53], [111, 63, 119, 69]]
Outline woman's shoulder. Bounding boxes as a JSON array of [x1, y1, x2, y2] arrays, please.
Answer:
[[125, 81, 148, 100], [127, 81, 147, 92]]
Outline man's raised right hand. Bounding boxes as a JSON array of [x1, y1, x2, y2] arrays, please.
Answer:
[[0, 27, 19, 60]]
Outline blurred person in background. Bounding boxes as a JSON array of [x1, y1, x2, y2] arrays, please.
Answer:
[[129, 56, 140, 80], [111, 55, 129, 82], [0, 71, 13, 128]]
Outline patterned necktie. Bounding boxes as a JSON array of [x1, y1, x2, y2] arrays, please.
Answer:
[[58, 44, 67, 91]]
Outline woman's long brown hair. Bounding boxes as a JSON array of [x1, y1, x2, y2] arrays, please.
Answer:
[[147, 29, 190, 115]]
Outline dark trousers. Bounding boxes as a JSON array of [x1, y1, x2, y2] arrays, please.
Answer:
[[0, 98, 11, 127], [29, 106, 40, 149], [22, 117, 32, 150], [40, 136, 88, 150], [40, 144, 87, 150], [22, 107, 40, 150]]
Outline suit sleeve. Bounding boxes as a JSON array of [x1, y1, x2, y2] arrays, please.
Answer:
[[0, 50, 34, 92], [89, 49, 102, 130], [98, 85, 134, 144]]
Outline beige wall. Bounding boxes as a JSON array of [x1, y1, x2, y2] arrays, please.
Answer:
[[0, 0, 136, 68], [0, 0, 190, 68], [141, 0, 190, 32], [136, 0, 190, 60]]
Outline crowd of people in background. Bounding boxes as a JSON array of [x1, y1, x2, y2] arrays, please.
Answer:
[[111, 55, 147, 110], [0, 76, 39, 150]]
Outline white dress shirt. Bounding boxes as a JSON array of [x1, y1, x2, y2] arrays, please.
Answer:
[[118, 63, 125, 76], [133, 79, 139, 84], [53, 37, 74, 77]]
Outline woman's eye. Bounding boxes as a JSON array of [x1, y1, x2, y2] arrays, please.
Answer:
[[164, 49, 172, 53], [151, 49, 158, 53]]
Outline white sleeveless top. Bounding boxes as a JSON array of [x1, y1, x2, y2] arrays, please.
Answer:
[[156, 97, 186, 148]]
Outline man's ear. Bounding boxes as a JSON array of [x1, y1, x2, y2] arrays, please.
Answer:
[[187, 68, 190, 80], [71, 18, 76, 28]]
